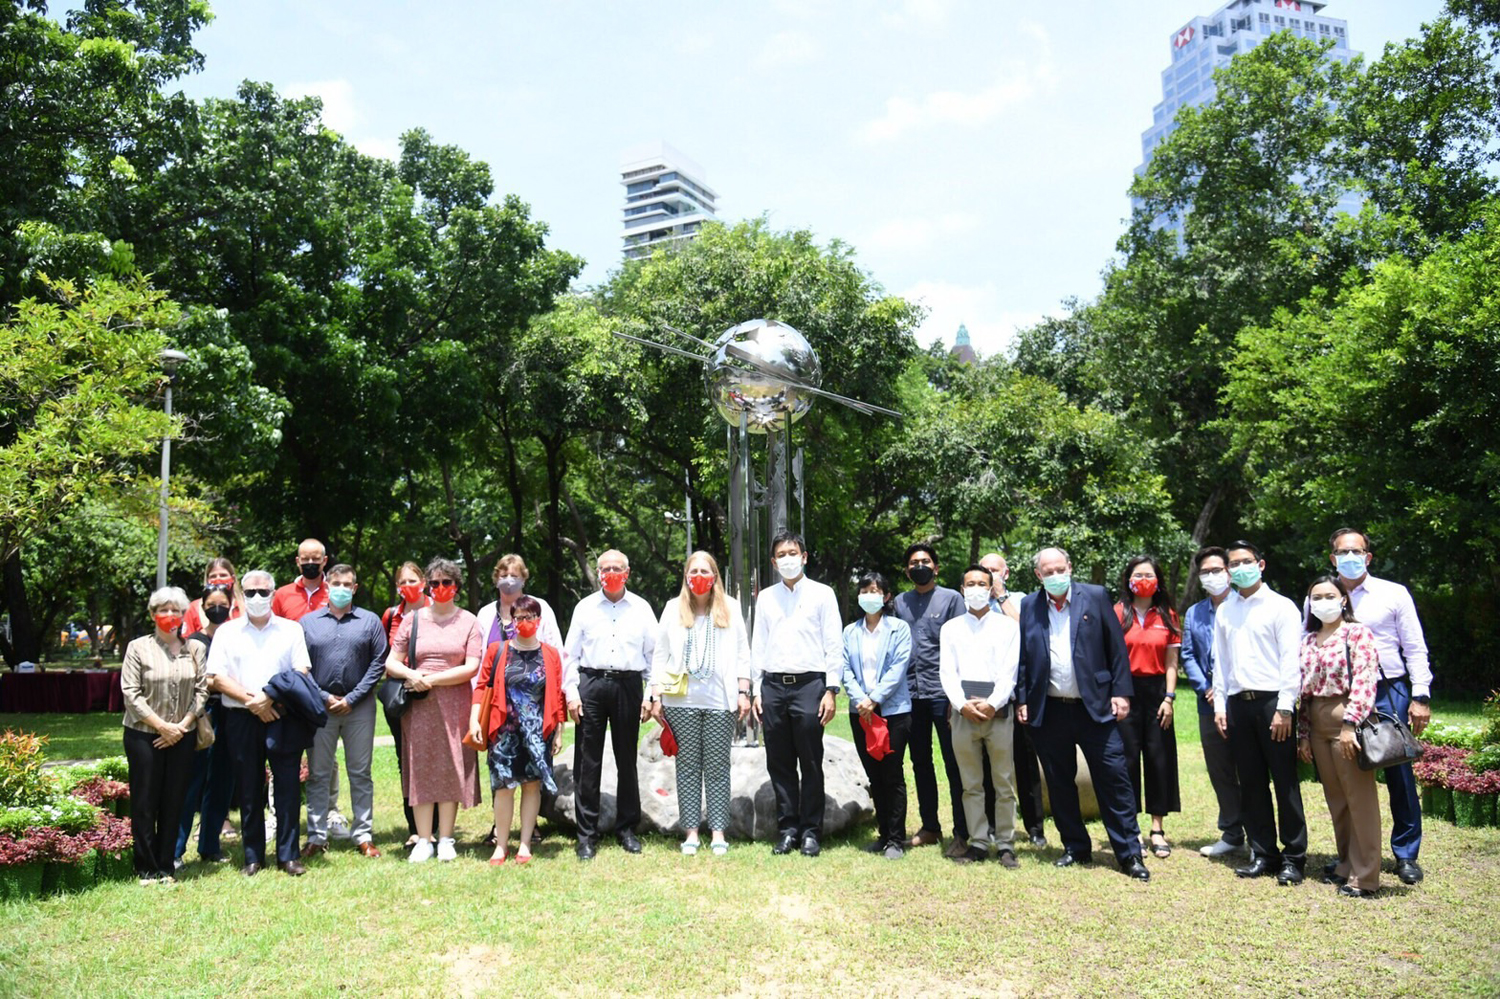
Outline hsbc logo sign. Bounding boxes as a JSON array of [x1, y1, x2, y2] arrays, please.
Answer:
[[1173, 25, 1195, 49]]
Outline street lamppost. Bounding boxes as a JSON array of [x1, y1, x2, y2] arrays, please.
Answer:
[[156, 349, 189, 590]]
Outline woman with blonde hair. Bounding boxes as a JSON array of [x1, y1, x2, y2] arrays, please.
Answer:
[[648, 551, 752, 855]]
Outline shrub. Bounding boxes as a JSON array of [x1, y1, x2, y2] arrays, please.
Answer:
[[1421, 720, 1483, 750], [82, 814, 132, 856], [68, 777, 129, 807], [0, 797, 103, 836], [0, 731, 57, 807], [0, 835, 41, 866]]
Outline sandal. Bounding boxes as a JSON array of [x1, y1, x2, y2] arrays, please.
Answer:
[[514, 851, 533, 865], [711, 842, 728, 856], [680, 841, 699, 856], [488, 852, 508, 867], [1150, 830, 1172, 858]]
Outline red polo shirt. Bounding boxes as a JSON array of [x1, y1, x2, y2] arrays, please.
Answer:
[[271, 578, 329, 621], [1113, 604, 1181, 677]]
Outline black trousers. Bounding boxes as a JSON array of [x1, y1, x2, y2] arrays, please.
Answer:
[[574, 669, 644, 841], [1227, 693, 1307, 866], [123, 726, 196, 877], [222, 709, 303, 866], [1117, 673, 1182, 817], [1014, 718, 1046, 836], [909, 695, 985, 839], [1031, 700, 1143, 864], [762, 675, 827, 838], [851, 710, 911, 847]]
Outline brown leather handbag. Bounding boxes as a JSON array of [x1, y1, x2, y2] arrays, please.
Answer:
[[463, 644, 507, 752]]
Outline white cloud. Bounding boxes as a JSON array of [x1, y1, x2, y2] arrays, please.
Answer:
[[755, 30, 820, 70], [858, 22, 1055, 142], [354, 136, 401, 162], [880, 0, 956, 29], [283, 78, 361, 134], [902, 279, 1043, 358], [865, 212, 979, 251]]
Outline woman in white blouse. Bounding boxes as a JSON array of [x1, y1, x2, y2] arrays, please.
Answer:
[[649, 551, 752, 855]]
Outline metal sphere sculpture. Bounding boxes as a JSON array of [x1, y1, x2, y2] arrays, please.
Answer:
[[706, 319, 822, 433]]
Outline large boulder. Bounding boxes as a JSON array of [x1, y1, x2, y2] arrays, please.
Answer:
[[1036, 747, 1101, 822], [545, 725, 873, 840]]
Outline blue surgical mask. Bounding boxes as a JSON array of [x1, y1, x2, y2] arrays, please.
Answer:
[[1229, 564, 1262, 589], [327, 585, 355, 609], [1335, 554, 1367, 581], [857, 593, 885, 615], [1041, 573, 1071, 597]]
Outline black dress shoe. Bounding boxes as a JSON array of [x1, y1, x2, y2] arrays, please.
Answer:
[[772, 833, 798, 855], [1121, 857, 1151, 882], [996, 850, 1019, 869], [241, 863, 261, 877], [1322, 872, 1348, 886], [1323, 859, 1340, 878], [278, 860, 306, 877], [1053, 852, 1091, 868], [575, 839, 597, 861], [1338, 883, 1377, 899], [1029, 832, 1049, 849], [863, 839, 886, 854], [1395, 859, 1423, 884], [951, 846, 987, 865], [1235, 857, 1275, 878], [616, 830, 642, 854], [800, 834, 821, 857], [1276, 861, 1305, 886]]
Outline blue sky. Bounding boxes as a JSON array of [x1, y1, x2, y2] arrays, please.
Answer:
[[178, 1, 1447, 356]]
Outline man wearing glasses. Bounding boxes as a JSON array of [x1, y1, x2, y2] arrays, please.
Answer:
[[206, 570, 314, 877], [563, 550, 657, 860], [1211, 541, 1307, 886], [1328, 527, 1432, 885]]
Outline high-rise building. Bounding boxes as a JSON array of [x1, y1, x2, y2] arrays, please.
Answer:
[[1135, 1, 1360, 220], [620, 141, 718, 260]]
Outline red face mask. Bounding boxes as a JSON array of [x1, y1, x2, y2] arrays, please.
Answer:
[[398, 583, 425, 605], [515, 619, 540, 639], [154, 613, 184, 634], [600, 570, 628, 592], [687, 575, 714, 595], [429, 582, 458, 604], [1129, 578, 1158, 599]]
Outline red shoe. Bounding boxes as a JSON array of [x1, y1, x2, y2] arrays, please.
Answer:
[[514, 852, 533, 866], [488, 854, 508, 867]]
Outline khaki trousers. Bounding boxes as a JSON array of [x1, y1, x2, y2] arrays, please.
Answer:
[[951, 710, 1017, 853], [1307, 696, 1382, 891]]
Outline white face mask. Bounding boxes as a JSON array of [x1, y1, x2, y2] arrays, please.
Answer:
[[857, 592, 885, 615], [963, 586, 990, 611], [775, 554, 804, 581], [1310, 597, 1345, 624], [1199, 570, 1230, 596], [244, 594, 273, 618]]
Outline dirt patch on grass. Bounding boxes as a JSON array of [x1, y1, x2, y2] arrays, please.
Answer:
[[438, 944, 515, 998]]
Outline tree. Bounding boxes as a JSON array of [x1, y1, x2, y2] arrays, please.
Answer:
[[0, 275, 177, 663]]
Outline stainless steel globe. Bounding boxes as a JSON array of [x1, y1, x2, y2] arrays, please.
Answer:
[[706, 319, 822, 433]]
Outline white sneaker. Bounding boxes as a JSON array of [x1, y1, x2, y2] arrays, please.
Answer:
[[408, 839, 435, 863], [327, 813, 352, 840], [436, 838, 457, 862], [1200, 837, 1247, 857]]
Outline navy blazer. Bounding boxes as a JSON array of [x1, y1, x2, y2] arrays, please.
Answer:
[[1017, 582, 1133, 726], [263, 668, 328, 753]]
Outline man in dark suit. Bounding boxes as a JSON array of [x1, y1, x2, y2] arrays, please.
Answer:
[[1016, 546, 1150, 881]]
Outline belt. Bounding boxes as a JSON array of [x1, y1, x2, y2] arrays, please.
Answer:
[[1049, 695, 1083, 704], [1234, 689, 1276, 700], [766, 672, 821, 686], [580, 667, 641, 679]]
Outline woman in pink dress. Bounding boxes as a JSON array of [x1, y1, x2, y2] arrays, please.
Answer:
[[385, 557, 482, 862]]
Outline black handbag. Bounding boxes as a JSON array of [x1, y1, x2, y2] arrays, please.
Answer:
[[378, 607, 428, 720], [1343, 641, 1423, 772]]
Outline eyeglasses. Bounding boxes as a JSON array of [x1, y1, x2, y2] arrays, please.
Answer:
[[513, 615, 539, 623], [429, 579, 457, 588], [1226, 557, 1258, 568], [243, 588, 272, 598], [1129, 573, 1157, 581], [1333, 548, 1367, 557]]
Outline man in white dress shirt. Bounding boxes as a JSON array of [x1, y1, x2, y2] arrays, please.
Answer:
[[1212, 540, 1307, 886], [206, 570, 313, 878], [940, 565, 1021, 867], [1329, 527, 1432, 885], [563, 549, 657, 860], [752, 531, 843, 857]]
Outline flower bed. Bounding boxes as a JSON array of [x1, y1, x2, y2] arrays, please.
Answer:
[[1414, 741, 1500, 827]]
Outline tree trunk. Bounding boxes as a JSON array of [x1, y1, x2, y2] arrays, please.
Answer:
[[1, 550, 42, 665], [500, 408, 525, 554], [439, 457, 479, 610], [1180, 479, 1230, 607], [543, 435, 566, 613]]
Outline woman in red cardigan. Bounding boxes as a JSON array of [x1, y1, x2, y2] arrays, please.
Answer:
[[468, 595, 564, 865]]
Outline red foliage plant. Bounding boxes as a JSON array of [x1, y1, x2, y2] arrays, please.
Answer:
[[68, 777, 130, 807]]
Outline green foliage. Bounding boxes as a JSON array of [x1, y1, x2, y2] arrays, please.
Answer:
[[1423, 719, 1486, 750], [0, 731, 56, 808], [0, 797, 101, 836], [0, 275, 176, 564]]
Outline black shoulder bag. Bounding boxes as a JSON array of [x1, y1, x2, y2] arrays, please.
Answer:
[[378, 608, 429, 720], [1342, 638, 1423, 772]]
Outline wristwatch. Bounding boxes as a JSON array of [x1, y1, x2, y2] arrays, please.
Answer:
[[1163, 692, 1176, 702], [1275, 709, 1292, 719], [825, 686, 839, 696], [1412, 695, 1431, 704]]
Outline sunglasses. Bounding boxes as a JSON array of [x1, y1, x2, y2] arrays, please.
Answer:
[[243, 588, 272, 598], [429, 579, 458, 588]]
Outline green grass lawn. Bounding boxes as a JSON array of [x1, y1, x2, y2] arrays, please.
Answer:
[[2, 700, 1498, 997]]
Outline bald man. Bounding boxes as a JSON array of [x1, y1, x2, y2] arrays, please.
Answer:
[[563, 549, 658, 860], [980, 553, 1048, 849], [271, 539, 330, 621]]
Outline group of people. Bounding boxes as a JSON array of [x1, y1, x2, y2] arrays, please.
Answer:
[[117, 527, 1431, 898]]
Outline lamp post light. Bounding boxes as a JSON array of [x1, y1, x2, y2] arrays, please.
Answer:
[[155, 349, 189, 590]]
